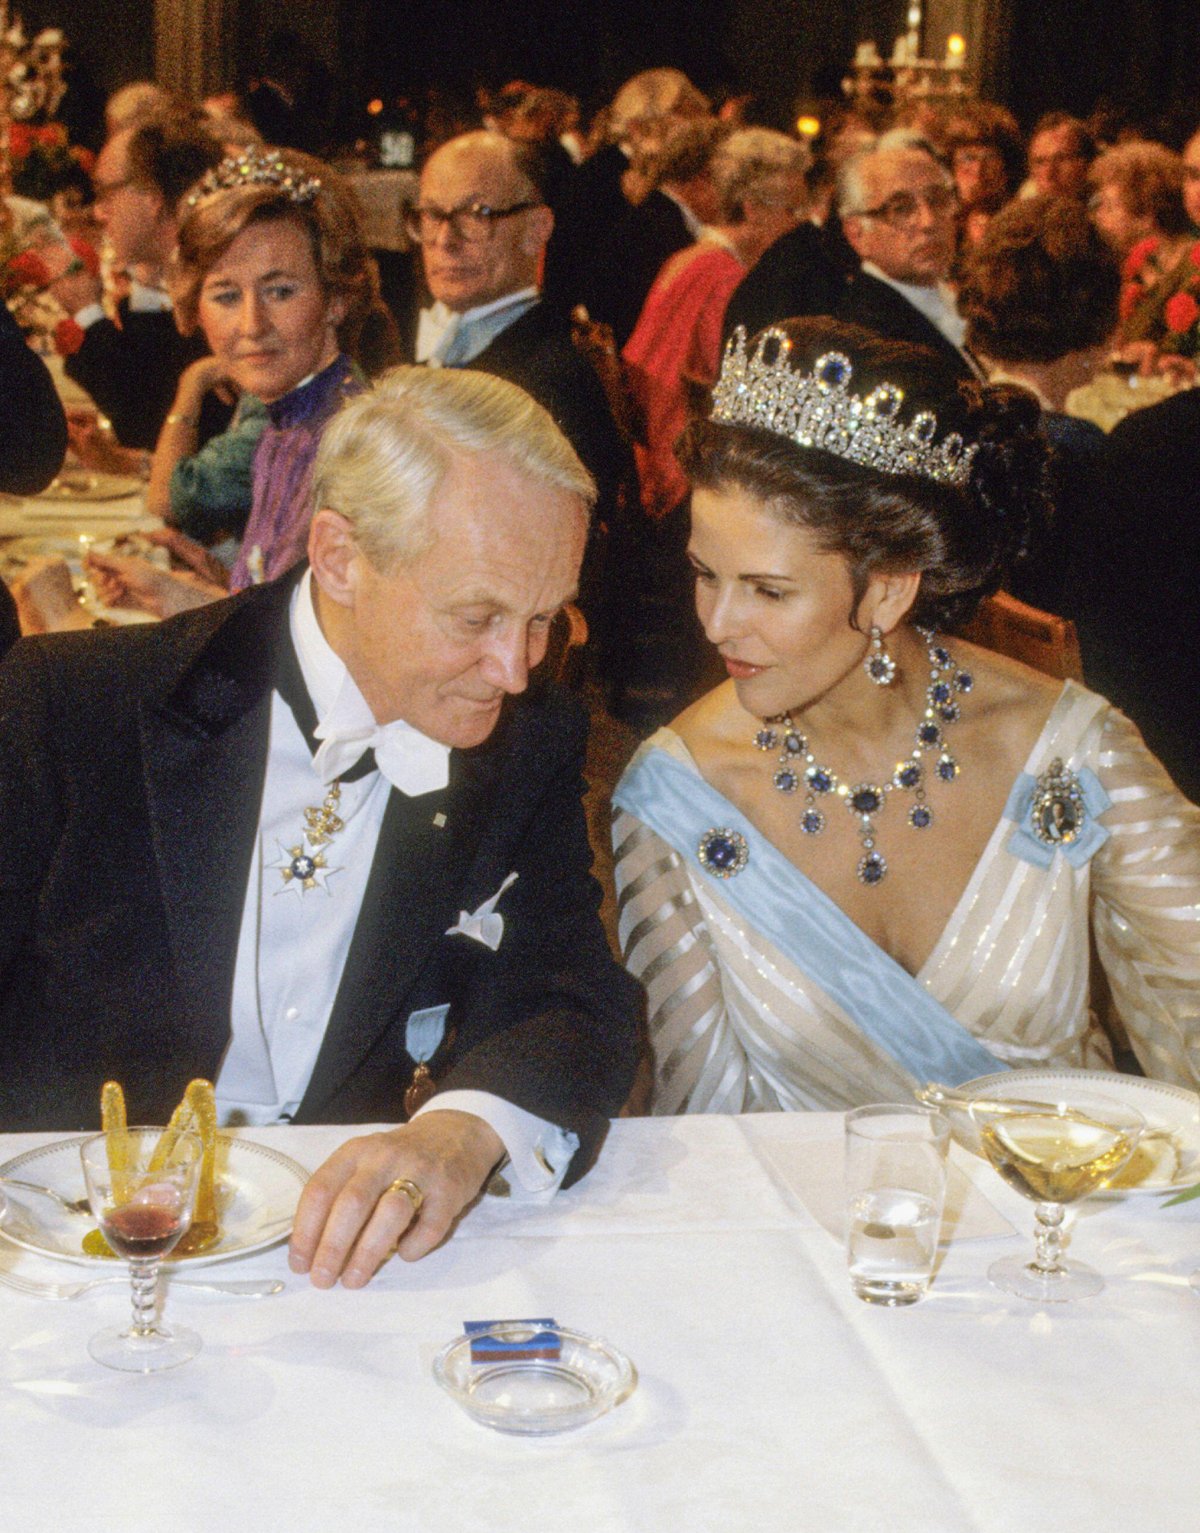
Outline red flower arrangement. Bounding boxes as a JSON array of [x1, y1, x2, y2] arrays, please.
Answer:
[[1118, 281, 1142, 323], [53, 316, 85, 355], [1123, 236, 1161, 281], [6, 121, 68, 164], [1164, 291, 1200, 335], [3, 236, 102, 354]]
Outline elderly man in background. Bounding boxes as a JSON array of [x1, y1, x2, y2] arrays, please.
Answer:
[[835, 134, 980, 380], [0, 366, 641, 1288], [408, 129, 630, 619], [49, 105, 224, 452]]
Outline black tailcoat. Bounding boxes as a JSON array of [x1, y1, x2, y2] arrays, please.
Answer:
[[0, 573, 641, 1174]]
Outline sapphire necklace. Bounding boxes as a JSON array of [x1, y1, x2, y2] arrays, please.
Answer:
[[753, 629, 972, 886]]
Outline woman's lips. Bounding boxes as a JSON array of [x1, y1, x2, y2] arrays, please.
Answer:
[[723, 657, 765, 679]]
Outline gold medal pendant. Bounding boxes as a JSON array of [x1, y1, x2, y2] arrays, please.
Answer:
[[271, 782, 344, 896], [404, 1064, 438, 1117]]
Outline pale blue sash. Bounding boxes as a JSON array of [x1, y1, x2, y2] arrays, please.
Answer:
[[615, 748, 1009, 1086]]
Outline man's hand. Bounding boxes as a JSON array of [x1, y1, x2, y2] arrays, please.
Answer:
[[84, 549, 223, 616], [288, 1111, 505, 1289], [10, 556, 91, 634]]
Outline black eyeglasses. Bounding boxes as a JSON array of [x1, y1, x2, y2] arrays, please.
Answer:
[[851, 185, 958, 229], [404, 199, 542, 244]]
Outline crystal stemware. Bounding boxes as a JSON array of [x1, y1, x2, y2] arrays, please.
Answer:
[[79, 1127, 203, 1372], [969, 1090, 1144, 1302]]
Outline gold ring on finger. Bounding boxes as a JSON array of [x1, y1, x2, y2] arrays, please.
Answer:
[[384, 1177, 425, 1214]]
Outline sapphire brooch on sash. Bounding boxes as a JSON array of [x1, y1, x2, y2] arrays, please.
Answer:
[[697, 828, 749, 879]]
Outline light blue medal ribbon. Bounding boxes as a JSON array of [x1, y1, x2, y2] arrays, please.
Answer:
[[615, 748, 1009, 1086], [405, 1004, 450, 1065]]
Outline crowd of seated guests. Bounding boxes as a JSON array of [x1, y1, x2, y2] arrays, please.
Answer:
[[5, 45, 1200, 1127], [5, 53, 1200, 803]]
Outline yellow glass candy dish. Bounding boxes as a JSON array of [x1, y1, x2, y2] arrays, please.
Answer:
[[82, 1080, 221, 1259]]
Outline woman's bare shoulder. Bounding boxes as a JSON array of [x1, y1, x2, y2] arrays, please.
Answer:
[[952, 639, 1069, 770], [671, 682, 748, 768]]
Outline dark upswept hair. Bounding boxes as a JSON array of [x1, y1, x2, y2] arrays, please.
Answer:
[[958, 195, 1120, 363], [677, 318, 1051, 631]]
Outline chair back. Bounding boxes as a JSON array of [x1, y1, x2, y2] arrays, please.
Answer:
[[570, 307, 637, 443], [956, 591, 1083, 681]]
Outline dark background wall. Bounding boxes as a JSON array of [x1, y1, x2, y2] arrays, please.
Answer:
[[29, 0, 1200, 138]]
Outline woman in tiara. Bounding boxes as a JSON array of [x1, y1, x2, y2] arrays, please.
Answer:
[[612, 317, 1200, 1113], [82, 146, 376, 617]]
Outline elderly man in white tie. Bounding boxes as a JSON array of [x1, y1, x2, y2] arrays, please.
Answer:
[[0, 366, 641, 1289], [834, 133, 983, 383]]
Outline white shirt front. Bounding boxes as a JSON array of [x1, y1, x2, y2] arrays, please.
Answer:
[[214, 571, 578, 1196], [415, 285, 540, 367], [860, 260, 975, 362]]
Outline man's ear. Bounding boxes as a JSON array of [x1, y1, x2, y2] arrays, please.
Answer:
[[841, 212, 867, 259], [523, 202, 555, 255], [308, 509, 360, 609]]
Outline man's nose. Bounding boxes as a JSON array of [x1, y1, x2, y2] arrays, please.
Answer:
[[429, 213, 463, 249], [914, 193, 939, 228], [480, 629, 531, 695]]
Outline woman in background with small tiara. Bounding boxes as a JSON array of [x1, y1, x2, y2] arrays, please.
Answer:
[[83, 146, 375, 617], [613, 317, 1200, 1113]]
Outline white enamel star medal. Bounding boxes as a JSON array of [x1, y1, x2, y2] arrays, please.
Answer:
[[270, 781, 344, 896]]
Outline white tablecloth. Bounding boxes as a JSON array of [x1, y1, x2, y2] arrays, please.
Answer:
[[1, 1114, 1196, 1533]]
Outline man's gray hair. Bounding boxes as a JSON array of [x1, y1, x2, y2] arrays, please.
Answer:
[[837, 131, 949, 217], [310, 366, 596, 570], [713, 128, 811, 223]]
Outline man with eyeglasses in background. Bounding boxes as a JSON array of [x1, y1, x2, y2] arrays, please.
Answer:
[[48, 105, 226, 456], [1026, 113, 1095, 201], [834, 133, 981, 381], [406, 130, 631, 627]]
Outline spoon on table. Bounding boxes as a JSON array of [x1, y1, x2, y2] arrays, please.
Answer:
[[0, 1176, 91, 1216]]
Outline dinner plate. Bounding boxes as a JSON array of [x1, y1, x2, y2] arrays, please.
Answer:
[[37, 471, 144, 504], [953, 1069, 1200, 1194], [0, 1135, 308, 1267]]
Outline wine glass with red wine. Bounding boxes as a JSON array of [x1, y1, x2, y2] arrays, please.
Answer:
[[79, 1127, 203, 1372]]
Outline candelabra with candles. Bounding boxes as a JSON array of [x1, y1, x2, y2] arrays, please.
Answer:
[[845, 22, 973, 111]]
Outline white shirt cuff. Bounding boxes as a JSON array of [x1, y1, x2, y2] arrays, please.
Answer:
[[73, 302, 105, 329], [414, 1090, 580, 1201]]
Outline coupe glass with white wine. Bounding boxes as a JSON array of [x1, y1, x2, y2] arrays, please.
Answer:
[[968, 1090, 1144, 1302], [79, 1127, 203, 1372]]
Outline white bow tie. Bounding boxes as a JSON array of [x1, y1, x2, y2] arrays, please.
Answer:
[[313, 716, 450, 797]]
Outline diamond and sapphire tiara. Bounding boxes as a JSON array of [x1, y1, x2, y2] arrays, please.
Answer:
[[710, 326, 978, 488], [185, 148, 322, 209]]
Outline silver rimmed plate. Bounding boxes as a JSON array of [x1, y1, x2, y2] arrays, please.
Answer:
[[433, 1325, 636, 1435], [955, 1069, 1200, 1194], [0, 1134, 308, 1267], [37, 471, 143, 504]]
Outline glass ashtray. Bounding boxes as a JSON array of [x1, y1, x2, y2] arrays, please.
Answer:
[[432, 1323, 636, 1435]]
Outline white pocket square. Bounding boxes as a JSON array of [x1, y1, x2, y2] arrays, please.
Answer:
[[446, 872, 518, 952]]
